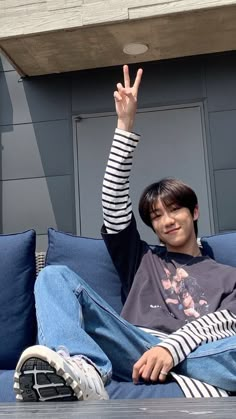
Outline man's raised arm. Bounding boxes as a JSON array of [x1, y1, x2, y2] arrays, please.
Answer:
[[102, 65, 143, 234]]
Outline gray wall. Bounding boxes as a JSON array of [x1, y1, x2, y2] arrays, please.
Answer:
[[0, 54, 75, 250], [1, 51, 236, 249]]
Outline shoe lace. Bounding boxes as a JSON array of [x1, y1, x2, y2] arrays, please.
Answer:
[[58, 347, 91, 373], [57, 347, 102, 396]]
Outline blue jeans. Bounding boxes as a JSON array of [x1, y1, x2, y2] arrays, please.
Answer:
[[35, 265, 236, 391]]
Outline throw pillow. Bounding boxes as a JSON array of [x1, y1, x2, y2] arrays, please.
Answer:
[[0, 230, 36, 369], [201, 232, 236, 268], [46, 229, 123, 314]]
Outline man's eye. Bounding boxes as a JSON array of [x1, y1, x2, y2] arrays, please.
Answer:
[[171, 207, 180, 212], [151, 213, 161, 220]]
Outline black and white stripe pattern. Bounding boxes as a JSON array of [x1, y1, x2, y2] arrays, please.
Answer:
[[171, 372, 228, 398], [102, 128, 140, 233], [158, 309, 236, 366], [138, 327, 169, 341]]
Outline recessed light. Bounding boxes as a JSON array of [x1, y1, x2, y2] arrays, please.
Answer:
[[123, 43, 149, 55]]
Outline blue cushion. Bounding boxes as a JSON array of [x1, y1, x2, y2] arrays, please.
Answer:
[[201, 232, 236, 268], [46, 229, 123, 314], [0, 230, 36, 369]]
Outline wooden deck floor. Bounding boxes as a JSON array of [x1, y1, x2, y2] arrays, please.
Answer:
[[0, 398, 236, 418]]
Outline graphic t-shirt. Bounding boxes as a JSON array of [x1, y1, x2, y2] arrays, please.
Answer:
[[102, 215, 236, 334]]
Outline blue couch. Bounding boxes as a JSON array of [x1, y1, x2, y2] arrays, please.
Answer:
[[1, 228, 236, 402]]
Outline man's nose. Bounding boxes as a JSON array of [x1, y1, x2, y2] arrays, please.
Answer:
[[163, 212, 175, 226]]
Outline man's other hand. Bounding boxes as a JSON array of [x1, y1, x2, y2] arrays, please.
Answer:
[[132, 346, 173, 384]]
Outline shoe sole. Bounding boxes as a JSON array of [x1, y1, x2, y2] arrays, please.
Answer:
[[14, 346, 83, 402]]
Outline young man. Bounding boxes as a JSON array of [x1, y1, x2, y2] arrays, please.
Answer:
[[14, 65, 236, 402]]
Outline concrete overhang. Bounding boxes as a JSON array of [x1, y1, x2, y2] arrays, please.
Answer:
[[1, 1, 236, 76]]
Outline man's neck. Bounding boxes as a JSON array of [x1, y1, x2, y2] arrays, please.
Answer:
[[166, 241, 200, 257]]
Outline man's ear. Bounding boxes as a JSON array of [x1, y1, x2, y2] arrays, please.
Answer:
[[193, 205, 199, 221]]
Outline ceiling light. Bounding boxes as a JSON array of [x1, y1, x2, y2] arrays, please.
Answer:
[[123, 43, 149, 55]]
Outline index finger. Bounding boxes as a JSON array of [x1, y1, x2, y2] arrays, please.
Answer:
[[132, 363, 141, 384], [132, 354, 146, 383], [123, 64, 130, 88]]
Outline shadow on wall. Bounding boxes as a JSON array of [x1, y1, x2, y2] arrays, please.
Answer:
[[0, 50, 77, 243], [12, 69, 75, 237], [0, 55, 13, 234]]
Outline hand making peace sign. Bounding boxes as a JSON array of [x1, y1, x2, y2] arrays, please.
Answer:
[[114, 64, 143, 132]]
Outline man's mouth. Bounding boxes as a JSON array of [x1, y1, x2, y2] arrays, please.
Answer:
[[165, 227, 180, 235]]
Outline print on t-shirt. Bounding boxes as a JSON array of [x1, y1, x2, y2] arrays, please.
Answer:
[[161, 267, 209, 320]]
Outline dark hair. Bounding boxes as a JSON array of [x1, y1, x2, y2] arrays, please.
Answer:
[[138, 177, 198, 237]]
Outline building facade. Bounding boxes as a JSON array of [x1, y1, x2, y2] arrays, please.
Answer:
[[0, 1, 236, 248]]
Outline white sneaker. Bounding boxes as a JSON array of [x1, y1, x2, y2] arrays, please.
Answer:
[[14, 345, 109, 402]]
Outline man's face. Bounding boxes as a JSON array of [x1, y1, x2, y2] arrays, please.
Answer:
[[150, 198, 199, 253]]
